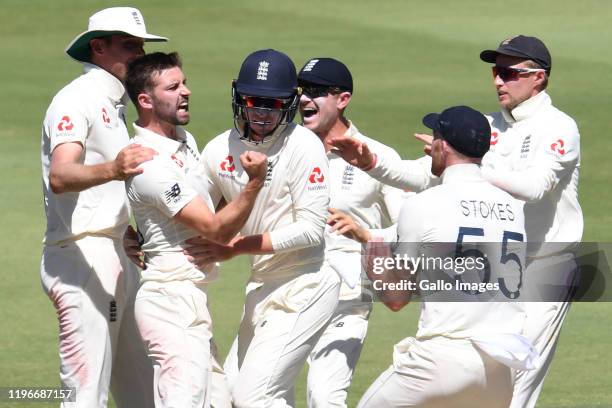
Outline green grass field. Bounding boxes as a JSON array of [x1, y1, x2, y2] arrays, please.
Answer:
[[1, 0, 611, 406]]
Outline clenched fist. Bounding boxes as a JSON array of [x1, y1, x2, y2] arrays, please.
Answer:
[[240, 151, 268, 184]]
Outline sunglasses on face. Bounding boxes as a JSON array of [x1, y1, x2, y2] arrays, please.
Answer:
[[492, 65, 546, 82], [244, 96, 287, 109], [300, 85, 346, 99]]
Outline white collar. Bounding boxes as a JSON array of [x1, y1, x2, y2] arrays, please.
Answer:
[[82, 62, 128, 105], [327, 119, 358, 159], [344, 120, 359, 138], [133, 123, 187, 155], [440, 163, 483, 184], [501, 91, 551, 123]]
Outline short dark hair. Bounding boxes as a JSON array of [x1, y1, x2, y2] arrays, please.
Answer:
[[125, 52, 182, 107], [524, 59, 549, 90]]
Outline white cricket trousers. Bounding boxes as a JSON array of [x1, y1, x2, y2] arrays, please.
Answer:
[[357, 337, 514, 408], [510, 253, 577, 408], [135, 279, 216, 408], [306, 299, 371, 408], [40, 235, 154, 408], [232, 265, 341, 408], [210, 339, 232, 408]]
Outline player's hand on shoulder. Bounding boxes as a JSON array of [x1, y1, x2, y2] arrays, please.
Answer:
[[240, 151, 267, 185], [327, 208, 371, 243], [123, 225, 145, 269], [113, 143, 157, 180], [414, 133, 433, 156]]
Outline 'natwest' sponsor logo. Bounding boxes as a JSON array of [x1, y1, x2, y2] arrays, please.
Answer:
[[490, 131, 499, 146], [57, 116, 74, 131], [308, 167, 325, 184], [220, 155, 235, 172], [550, 139, 565, 155]]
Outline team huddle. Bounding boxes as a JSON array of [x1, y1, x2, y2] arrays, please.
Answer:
[[40, 7, 582, 408]]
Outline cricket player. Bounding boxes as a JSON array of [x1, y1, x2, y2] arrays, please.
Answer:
[[479, 35, 582, 408], [297, 58, 404, 408], [124, 52, 267, 408], [185, 49, 340, 408], [40, 7, 166, 407], [357, 105, 533, 408], [329, 35, 582, 408]]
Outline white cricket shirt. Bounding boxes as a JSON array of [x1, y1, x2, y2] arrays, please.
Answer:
[[482, 91, 583, 257], [396, 164, 526, 339], [41, 63, 131, 245], [326, 122, 404, 294], [366, 92, 582, 258], [126, 124, 217, 283], [197, 123, 329, 282]]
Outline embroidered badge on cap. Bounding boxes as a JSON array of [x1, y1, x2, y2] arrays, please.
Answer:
[[131, 10, 142, 25], [302, 59, 319, 72], [257, 61, 269, 81], [501, 35, 518, 45]]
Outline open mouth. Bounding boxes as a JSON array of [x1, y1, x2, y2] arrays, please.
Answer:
[[178, 100, 189, 112], [302, 107, 318, 118]]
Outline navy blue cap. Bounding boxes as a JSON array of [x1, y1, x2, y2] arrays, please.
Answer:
[[422, 106, 491, 158], [298, 57, 353, 92], [235, 49, 297, 98], [480, 35, 551, 74]]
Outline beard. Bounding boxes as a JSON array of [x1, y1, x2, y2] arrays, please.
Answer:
[[153, 98, 189, 126]]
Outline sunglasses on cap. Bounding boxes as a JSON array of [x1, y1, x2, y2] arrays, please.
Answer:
[[300, 85, 346, 99], [243, 96, 288, 110], [492, 65, 546, 82]]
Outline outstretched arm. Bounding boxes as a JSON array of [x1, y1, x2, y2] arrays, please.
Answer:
[[328, 134, 437, 192], [50, 142, 157, 193]]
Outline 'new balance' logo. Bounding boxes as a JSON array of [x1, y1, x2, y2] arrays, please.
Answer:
[[164, 183, 181, 203]]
